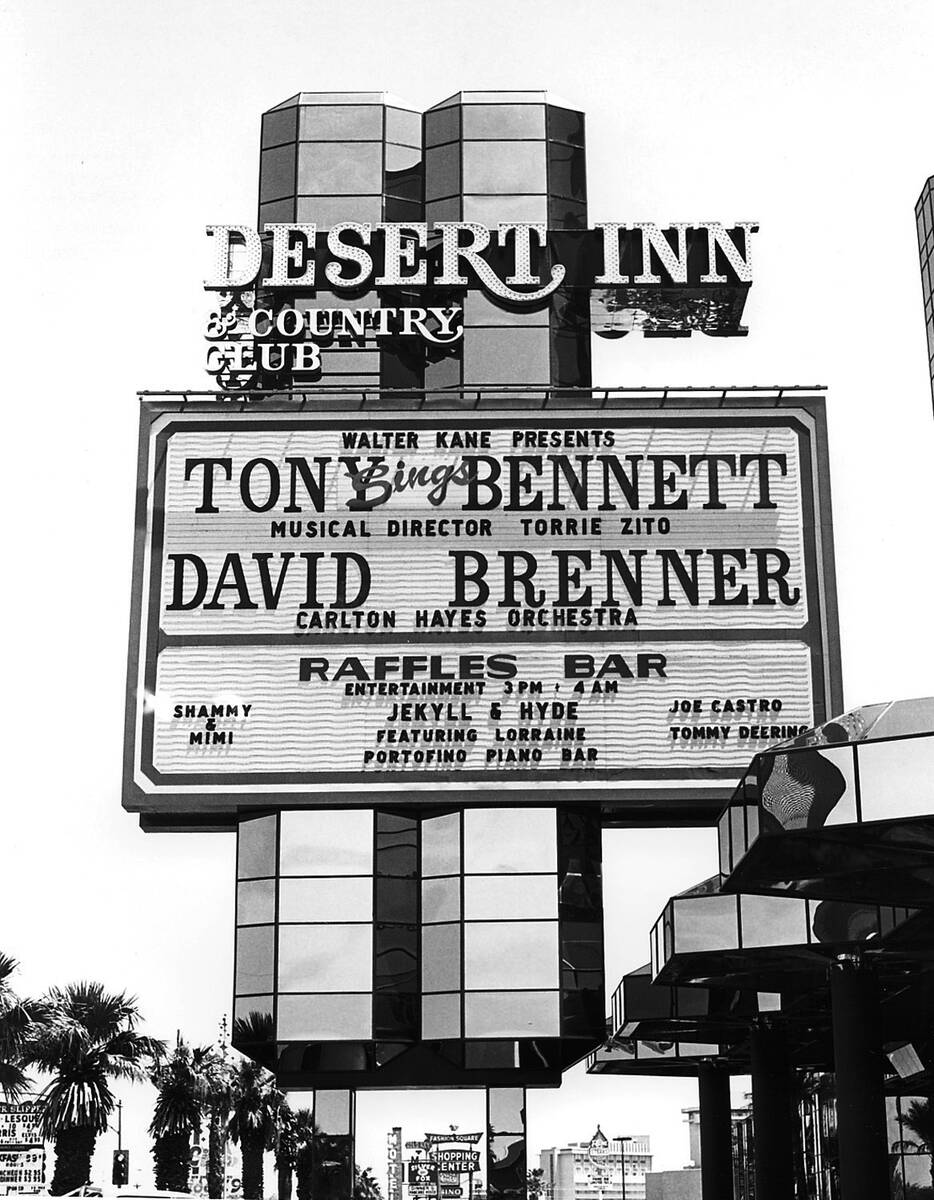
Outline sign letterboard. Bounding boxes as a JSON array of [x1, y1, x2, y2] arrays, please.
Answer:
[[125, 399, 840, 816]]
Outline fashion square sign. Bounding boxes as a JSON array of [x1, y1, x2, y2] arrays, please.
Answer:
[[124, 397, 840, 815]]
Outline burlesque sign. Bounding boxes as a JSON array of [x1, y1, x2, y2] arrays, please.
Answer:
[[124, 398, 839, 815]]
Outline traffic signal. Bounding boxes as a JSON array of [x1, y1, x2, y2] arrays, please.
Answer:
[[113, 1150, 130, 1186]]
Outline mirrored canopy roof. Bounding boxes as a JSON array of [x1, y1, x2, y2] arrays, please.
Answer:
[[719, 698, 934, 903]]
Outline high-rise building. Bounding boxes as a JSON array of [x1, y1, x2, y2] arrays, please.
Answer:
[[914, 175, 934, 412], [539, 1132, 652, 1200]]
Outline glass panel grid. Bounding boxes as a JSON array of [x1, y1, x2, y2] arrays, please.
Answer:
[[464, 920, 559, 990], [237, 813, 278, 880], [278, 924, 373, 992], [854, 734, 934, 822], [279, 810, 374, 875], [672, 895, 739, 954], [464, 808, 555, 872]]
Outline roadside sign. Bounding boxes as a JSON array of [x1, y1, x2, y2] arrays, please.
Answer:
[[408, 1161, 439, 1187], [435, 1150, 480, 1172]]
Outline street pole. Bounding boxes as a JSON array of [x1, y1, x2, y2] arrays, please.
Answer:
[[117, 1101, 123, 1153], [614, 1137, 629, 1200]]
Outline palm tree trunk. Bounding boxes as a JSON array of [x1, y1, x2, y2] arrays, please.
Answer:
[[50, 1126, 96, 1195], [295, 1146, 313, 1200], [154, 1131, 193, 1192], [241, 1130, 265, 1200], [277, 1158, 293, 1200], [208, 1106, 227, 1199]]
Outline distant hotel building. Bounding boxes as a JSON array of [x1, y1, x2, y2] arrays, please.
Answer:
[[539, 1132, 652, 1200], [915, 175, 934, 411]]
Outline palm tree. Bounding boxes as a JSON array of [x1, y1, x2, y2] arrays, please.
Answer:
[[202, 1050, 235, 1199], [150, 1037, 211, 1192], [227, 1059, 281, 1200], [274, 1101, 297, 1200], [354, 1166, 382, 1200], [0, 953, 44, 1101], [293, 1108, 317, 1200], [26, 982, 163, 1195], [900, 1098, 934, 1189]]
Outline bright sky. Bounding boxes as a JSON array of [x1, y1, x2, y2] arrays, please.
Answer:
[[2, 0, 933, 1191]]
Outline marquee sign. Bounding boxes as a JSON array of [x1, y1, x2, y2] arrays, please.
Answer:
[[124, 395, 839, 818], [0, 1104, 45, 1196]]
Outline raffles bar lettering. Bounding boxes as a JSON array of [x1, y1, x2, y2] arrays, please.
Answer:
[[204, 220, 755, 376]]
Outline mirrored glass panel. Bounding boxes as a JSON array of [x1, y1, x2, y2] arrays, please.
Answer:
[[865, 698, 934, 740], [738, 894, 809, 948], [279, 876, 373, 923], [760, 745, 857, 830], [299, 105, 383, 141], [730, 805, 747, 864], [424, 351, 462, 390], [464, 921, 558, 990], [857, 735, 934, 821], [322, 349, 381, 372], [461, 194, 548, 227], [235, 925, 274, 994], [260, 199, 296, 226], [425, 144, 461, 201], [809, 900, 879, 945], [463, 327, 551, 388], [462, 105, 545, 140], [297, 143, 383, 195], [421, 813, 461, 877], [464, 809, 555, 873], [546, 106, 585, 146], [718, 810, 732, 874], [422, 992, 461, 1039], [463, 289, 550, 327], [238, 814, 277, 880], [262, 107, 298, 149], [385, 143, 422, 173], [464, 875, 557, 920], [425, 198, 463, 225], [424, 105, 460, 148], [260, 145, 297, 204], [278, 924, 373, 992], [422, 877, 461, 924], [671, 895, 739, 955], [464, 991, 559, 1037], [314, 1090, 352, 1133], [237, 879, 276, 926], [277, 993, 372, 1041], [295, 197, 383, 228], [385, 106, 421, 147], [280, 810, 373, 876], [488, 1087, 525, 1134], [297, 291, 379, 313], [421, 922, 461, 992], [462, 141, 546, 193], [547, 144, 586, 201], [547, 197, 587, 230], [233, 995, 273, 1028], [375, 877, 418, 923]]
